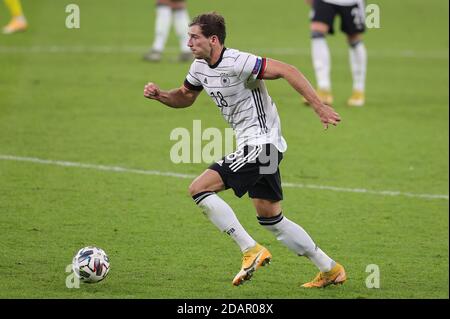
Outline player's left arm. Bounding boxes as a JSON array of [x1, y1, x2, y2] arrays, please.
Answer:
[[262, 58, 341, 129]]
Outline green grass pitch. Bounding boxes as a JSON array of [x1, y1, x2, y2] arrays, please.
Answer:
[[0, 0, 448, 298]]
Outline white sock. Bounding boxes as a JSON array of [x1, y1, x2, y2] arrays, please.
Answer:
[[349, 41, 367, 92], [172, 8, 191, 54], [193, 192, 256, 252], [311, 35, 331, 91], [151, 5, 172, 53], [259, 213, 335, 272]]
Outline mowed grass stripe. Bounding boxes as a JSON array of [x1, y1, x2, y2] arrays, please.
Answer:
[[1, 154, 447, 201], [0, 46, 448, 59]]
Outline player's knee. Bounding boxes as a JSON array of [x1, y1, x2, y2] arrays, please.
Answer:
[[188, 180, 204, 197], [253, 199, 282, 217], [311, 30, 326, 39], [311, 21, 329, 34], [348, 34, 363, 47]]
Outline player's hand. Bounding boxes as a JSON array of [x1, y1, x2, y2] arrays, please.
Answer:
[[315, 104, 341, 130], [304, 0, 313, 6], [144, 82, 160, 99]]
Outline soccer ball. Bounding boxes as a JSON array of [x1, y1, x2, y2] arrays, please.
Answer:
[[72, 246, 110, 283]]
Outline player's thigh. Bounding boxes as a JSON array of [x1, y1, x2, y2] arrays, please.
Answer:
[[310, 0, 336, 34], [311, 22, 329, 34], [252, 198, 282, 218], [248, 154, 283, 218], [188, 169, 225, 196]]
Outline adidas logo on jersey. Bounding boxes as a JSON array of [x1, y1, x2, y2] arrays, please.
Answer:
[[204, 77, 208, 84]]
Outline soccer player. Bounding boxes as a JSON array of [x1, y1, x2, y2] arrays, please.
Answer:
[[2, 0, 27, 34], [143, 0, 193, 62], [306, 0, 367, 106], [144, 12, 346, 288]]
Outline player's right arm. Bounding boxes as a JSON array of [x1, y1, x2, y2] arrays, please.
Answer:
[[262, 58, 341, 129], [143, 82, 200, 108]]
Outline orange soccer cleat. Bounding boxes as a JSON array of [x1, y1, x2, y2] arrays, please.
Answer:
[[301, 263, 347, 288], [3, 17, 27, 34], [232, 243, 272, 286], [347, 90, 365, 107]]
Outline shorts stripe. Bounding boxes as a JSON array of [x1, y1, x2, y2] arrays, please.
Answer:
[[229, 146, 261, 172], [231, 146, 263, 172], [228, 146, 260, 170], [229, 146, 262, 172]]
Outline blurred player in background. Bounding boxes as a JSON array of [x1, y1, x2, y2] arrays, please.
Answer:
[[144, 0, 193, 62], [144, 12, 346, 288], [306, 0, 367, 106], [2, 0, 27, 34]]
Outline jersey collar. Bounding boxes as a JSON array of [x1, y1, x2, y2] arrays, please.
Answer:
[[208, 47, 227, 69]]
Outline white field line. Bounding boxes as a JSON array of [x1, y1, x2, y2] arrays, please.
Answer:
[[1, 154, 448, 201], [0, 45, 448, 59]]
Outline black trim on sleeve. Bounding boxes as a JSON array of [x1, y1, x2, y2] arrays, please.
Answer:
[[183, 79, 203, 91]]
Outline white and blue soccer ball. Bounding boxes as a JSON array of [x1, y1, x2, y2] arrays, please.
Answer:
[[72, 246, 110, 283]]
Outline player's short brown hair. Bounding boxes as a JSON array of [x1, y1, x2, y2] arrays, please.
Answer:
[[189, 12, 226, 44]]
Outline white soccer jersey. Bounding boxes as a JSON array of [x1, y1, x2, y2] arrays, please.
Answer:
[[184, 48, 287, 152]]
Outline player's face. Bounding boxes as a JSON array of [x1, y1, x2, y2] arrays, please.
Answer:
[[187, 25, 212, 60]]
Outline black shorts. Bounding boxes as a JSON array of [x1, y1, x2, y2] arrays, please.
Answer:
[[209, 144, 284, 201], [311, 0, 366, 35]]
